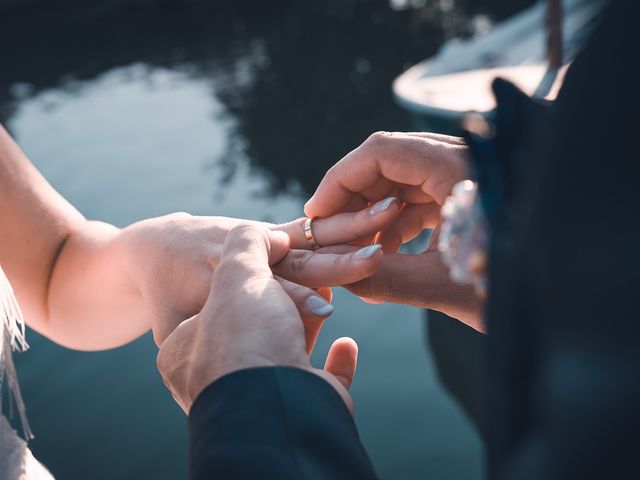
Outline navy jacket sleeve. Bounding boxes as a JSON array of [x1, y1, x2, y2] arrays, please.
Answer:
[[188, 366, 378, 480]]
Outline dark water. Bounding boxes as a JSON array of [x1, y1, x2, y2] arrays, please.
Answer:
[[1, 1, 531, 478]]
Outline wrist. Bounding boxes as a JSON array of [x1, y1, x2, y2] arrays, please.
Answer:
[[159, 327, 312, 413]]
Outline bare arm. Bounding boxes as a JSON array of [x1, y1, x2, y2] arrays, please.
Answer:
[[1, 125, 397, 350], [0, 125, 145, 348]]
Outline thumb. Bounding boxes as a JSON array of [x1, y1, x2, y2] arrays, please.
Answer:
[[324, 337, 358, 390], [214, 225, 291, 291]]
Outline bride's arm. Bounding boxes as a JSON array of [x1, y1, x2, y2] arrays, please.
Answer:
[[0, 125, 399, 351], [0, 125, 144, 349]]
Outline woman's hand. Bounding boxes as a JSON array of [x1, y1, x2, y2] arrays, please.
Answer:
[[117, 197, 400, 345], [305, 131, 485, 331]]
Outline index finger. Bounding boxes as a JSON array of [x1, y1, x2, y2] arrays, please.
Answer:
[[275, 196, 400, 250]]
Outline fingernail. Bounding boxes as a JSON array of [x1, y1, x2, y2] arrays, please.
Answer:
[[304, 296, 335, 316], [369, 196, 396, 215], [354, 244, 382, 260]]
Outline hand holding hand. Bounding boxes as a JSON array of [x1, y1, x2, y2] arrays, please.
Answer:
[[305, 132, 484, 331], [116, 195, 398, 344], [156, 225, 358, 413]]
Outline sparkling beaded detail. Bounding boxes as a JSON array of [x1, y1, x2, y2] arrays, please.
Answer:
[[438, 181, 488, 296]]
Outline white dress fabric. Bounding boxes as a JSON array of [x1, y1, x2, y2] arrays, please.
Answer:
[[0, 266, 54, 480]]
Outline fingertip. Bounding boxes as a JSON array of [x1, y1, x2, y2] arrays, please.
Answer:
[[317, 286, 333, 303], [325, 337, 359, 389], [333, 336, 358, 355], [271, 229, 291, 247], [304, 194, 336, 220], [303, 199, 312, 217], [269, 230, 291, 264], [359, 296, 385, 305], [304, 197, 321, 218]]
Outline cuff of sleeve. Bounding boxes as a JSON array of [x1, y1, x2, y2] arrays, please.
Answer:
[[188, 366, 374, 479]]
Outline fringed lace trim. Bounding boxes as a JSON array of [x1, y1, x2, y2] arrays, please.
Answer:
[[0, 265, 33, 440]]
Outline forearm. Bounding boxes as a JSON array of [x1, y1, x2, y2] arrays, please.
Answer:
[[44, 221, 149, 350], [0, 125, 146, 350]]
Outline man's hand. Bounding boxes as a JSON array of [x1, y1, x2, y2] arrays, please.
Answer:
[[305, 132, 485, 330], [156, 225, 358, 414], [306, 131, 468, 251]]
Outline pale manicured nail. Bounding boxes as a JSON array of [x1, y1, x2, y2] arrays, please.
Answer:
[[369, 196, 396, 215], [304, 296, 335, 316], [354, 244, 382, 260]]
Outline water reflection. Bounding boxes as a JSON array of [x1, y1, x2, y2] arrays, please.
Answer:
[[2, 1, 533, 478], [1, 0, 530, 194], [9, 64, 304, 224]]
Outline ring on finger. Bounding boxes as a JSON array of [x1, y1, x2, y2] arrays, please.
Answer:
[[303, 217, 320, 250]]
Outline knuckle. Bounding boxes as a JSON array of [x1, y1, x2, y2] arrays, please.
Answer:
[[226, 223, 266, 249], [365, 131, 393, 148], [173, 211, 191, 218], [228, 223, 261, 238], [165, 211, 192, 222], [205, 244, 223, 268], [287, 252, 312, 278]]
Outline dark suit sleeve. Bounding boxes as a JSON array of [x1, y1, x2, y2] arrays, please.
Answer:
[[188, 366, 378, 480]]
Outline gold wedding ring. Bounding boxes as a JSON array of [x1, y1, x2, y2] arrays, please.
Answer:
[[304, 217, 320, 250]]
